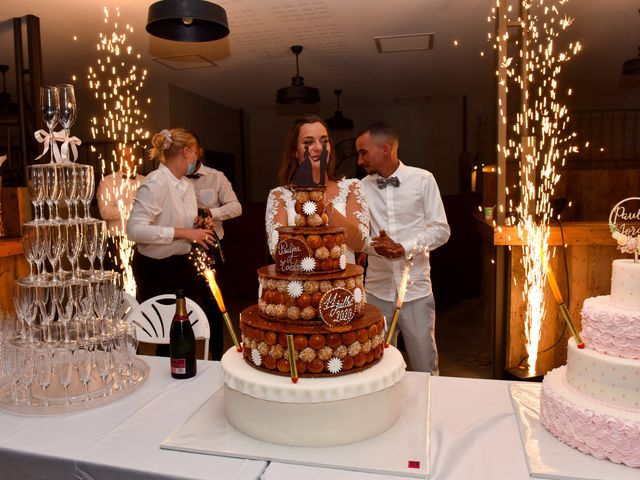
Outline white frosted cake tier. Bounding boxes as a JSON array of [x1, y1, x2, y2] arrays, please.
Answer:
[[221, 345, 407, 446], [540, 367, 640, 468], [565, 338, 640, 412], [581, 295, 640, 359], [611, 259, 640, 309]]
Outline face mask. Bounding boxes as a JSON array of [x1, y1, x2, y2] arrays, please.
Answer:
[[185, 160, 197, 176]]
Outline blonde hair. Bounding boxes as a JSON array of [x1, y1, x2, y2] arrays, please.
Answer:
[[148, 127, 198, 164]]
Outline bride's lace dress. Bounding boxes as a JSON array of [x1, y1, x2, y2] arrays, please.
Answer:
[[265, 178, 369, 263]]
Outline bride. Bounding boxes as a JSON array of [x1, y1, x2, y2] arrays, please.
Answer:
[[265, 114, 368, 263]]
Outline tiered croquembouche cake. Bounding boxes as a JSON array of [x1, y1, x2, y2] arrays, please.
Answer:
[[221, 147, 406, 447], [539, 199, 640, 468]]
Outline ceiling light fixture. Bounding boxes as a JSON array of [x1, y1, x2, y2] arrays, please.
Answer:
[[146, 0, 229, 42], [276, 45, 320, 105], [622, 9, 640, 75], [325, 90, 354, 130]]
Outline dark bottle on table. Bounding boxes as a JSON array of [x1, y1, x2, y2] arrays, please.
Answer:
[[170, 289, 197, 379]]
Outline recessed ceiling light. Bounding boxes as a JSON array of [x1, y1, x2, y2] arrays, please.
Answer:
[[375, 33, 434, 53], [152, 54, 217, 70]]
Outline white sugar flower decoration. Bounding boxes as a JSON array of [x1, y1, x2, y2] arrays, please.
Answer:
[[353, 287, 363, 304], [339, 254, 347, 270], [301, 256, 316, 272], [302, 200, 317, 216], [287, 280, 303, 298], [327, 357, 343, 374], [251, 348, 262, 366]]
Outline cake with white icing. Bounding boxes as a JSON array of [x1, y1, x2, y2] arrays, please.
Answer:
[[540, 259, 640, 468], [221, 182, 407, 446]]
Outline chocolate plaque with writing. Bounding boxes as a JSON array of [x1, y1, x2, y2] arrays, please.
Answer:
[[274, 238, 311, 273], [319, 287, 356, 329]]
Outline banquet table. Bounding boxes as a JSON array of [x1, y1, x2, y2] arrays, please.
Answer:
[[0, 356, 534, 480]]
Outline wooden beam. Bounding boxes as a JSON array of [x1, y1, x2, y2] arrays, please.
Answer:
[[492, 221, 613, 246]]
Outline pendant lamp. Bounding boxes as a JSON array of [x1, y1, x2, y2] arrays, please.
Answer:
[[325, 89, 354, 130], [146, 0, 229, 42], [622, 9, 640, 75], [276, 45, 320, 104]]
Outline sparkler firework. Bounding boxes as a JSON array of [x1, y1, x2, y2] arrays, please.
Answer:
[[489, 0, 580, 375], [87, 7, 150, 296]]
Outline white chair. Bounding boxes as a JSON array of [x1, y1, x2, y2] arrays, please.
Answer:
[[117, 292, 139, 322], [128, 294, 210, 359]]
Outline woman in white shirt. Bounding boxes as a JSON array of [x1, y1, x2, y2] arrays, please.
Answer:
[[126, 128, 216, 307], [266, 115, 369, 264]]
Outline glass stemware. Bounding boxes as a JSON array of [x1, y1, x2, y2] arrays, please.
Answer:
[[95, 220, 108, 274], [83, 220, 99, 278], [21, 223, 39, 282], [123, 323, 138, 383], [74, 342, 93, 401], [2, 341, 21, 404], [53, 346, 73, 404], [42, 165, 59, 222], [77, 165, 95, 219], [72, 279, 93, 340], [40, 86, 59, 164], [13, 281, 35, 339], [17, 344, 35, 406], [58, 84, 77, 137], [27, 166, 46, 223], [34, 345, 53, 406], [44, 223, 64, 281], [55, 283, 74, 343], [36, 283, 57, 343], [62, 164, 78, 220], [94, 339, 112, 397], [64, 220, 83, 279]]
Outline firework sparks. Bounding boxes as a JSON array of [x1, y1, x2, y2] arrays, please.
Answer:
[[87, 7, 150, 296], [491, 0, 579, 375]]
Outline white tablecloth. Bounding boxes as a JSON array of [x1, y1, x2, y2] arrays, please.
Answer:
[[0, 358, 537, 480], [0, 356, 267, 480], [263, 377, 532, 480]]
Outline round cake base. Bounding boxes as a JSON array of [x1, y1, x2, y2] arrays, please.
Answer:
[[221, 345, 406, 447], [540, 367, 640, 468]]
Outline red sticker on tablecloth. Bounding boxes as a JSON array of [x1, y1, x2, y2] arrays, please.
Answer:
[[274, 238, 311, 273], [407, 460, 421, 469]]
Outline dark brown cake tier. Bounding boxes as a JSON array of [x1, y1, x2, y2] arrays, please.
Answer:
[[241, 303, 385, 377], [258, 264, 365, 323], [290, 185, 328, 227], [274, 226, 347, 274]]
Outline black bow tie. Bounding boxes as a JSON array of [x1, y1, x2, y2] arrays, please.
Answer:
[[377, 176, 400, 189], [122, 174, 137, 180], [186, 173, 202, 179]]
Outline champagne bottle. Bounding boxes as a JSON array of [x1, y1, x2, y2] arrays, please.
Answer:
[[170, 289, 197, 379]]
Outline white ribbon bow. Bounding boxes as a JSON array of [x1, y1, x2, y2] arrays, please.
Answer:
[[54, 130, 82, 163], [34, 129, 62, 163]]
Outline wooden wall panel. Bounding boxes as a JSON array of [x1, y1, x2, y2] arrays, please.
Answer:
[[0, 252, 29, 313]]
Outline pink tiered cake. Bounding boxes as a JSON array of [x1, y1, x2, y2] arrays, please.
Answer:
[[540, 259, 640, 468]]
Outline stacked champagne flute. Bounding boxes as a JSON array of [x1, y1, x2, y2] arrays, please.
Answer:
[[0, 85, 146, 413]]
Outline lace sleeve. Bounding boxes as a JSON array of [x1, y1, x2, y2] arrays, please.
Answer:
[[265, 187, 292, 256], [344, 179, 370, 245]]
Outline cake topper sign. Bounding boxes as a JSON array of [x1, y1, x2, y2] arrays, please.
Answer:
[[275, 238, 311, 272], [291, 142, 328, 186], [608, 197, 640, 261], [319, 288, 356, 329]]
